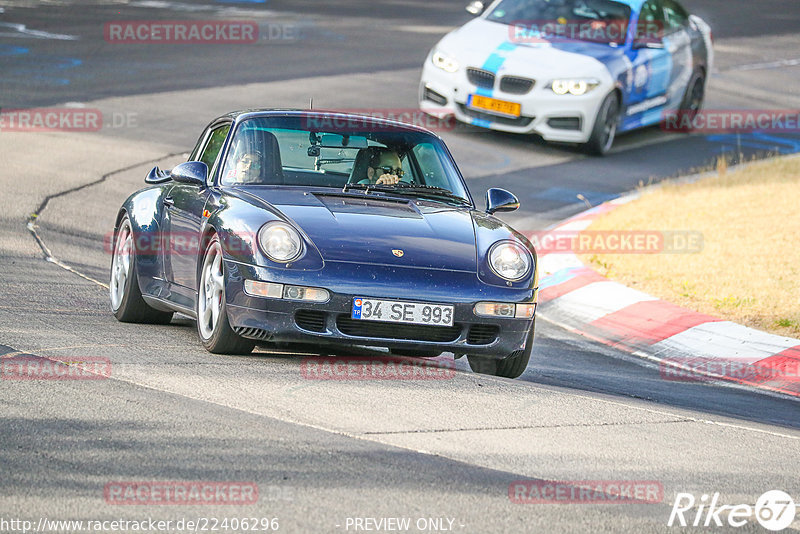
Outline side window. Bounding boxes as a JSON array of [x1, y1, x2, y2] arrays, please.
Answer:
[[662, 0, 689, 32], [639, 0, 666, 38], [198, 124, 231, 175]]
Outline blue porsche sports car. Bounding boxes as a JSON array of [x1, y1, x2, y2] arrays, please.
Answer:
[[110, 110, 538, 378]]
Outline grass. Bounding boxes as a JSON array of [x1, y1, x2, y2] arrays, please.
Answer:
[[580, 156, 800, 338]]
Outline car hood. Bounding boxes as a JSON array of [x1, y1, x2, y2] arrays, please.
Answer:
[[238, 188, 478, 271], [438, 18, 618, 79]]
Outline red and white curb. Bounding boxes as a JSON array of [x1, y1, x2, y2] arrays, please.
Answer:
[[530, 197, 800, 398]]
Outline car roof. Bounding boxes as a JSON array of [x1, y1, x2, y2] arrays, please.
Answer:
[[212, 109, 437, 136]]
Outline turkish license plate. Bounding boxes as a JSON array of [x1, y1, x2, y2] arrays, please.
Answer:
[[468, 94, 522, 118], [352, 298, 454, 327]]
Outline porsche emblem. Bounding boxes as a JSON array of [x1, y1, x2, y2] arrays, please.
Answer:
[[392, 249, 404, 258]]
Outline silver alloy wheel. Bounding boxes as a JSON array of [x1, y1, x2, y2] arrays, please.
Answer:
[[198, 240, 225, 340], [109, 220, 132, 311]]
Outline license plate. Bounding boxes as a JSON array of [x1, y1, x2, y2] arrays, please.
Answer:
[[468, 94, 522, 118], [352, 298, 454, 327]]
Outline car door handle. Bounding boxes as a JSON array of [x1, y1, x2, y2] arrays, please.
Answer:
[[164, 196, 174, 208]]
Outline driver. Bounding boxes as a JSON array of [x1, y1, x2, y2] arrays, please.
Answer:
[[227, 149, 263, 184], [358, 149, 404, 185]]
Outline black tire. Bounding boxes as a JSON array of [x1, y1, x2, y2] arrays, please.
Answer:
[[583, 92, 620, 156], [468, 320, 535, 379], [196, 234, 255, 355], [109, 215, 173, 324], [389, 348, 442, 358], [676, 70, 705, 128]]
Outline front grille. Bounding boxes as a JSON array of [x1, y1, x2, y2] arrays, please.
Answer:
[[336, 315, 460, 342], [466, 67, 495, 89], [295, 310, 326, 332], [457, 104, 535, 127], [500, 76, 535, 95], [466, 324, 500, 345], [234, 327, 273, 341], [423, 87, 448, 106], [547, 117, 582, 131]]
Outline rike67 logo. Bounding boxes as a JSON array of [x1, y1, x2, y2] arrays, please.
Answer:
[[669, 490, 796, 531]]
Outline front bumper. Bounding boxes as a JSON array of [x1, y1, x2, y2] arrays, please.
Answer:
[[224, 259, 536, 359], [419, 62, 611, 143]]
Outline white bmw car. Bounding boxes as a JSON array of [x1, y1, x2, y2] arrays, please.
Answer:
[[419, 0, 713, 154]]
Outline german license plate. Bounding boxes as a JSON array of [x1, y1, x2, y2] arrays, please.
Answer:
[[352, 298, 454, 327], [468, 94, 522, 117]]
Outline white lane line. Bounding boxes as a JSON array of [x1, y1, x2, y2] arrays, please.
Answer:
[[722, 58, 800, 72], [0, 22, 78, 40], [395, 25, 457, 34], [96, 357, 800, 442]]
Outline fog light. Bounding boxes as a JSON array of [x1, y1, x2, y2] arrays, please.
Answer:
[[283, 285, 330, 303], [515, 303, 536, 319], [474, 302, 515, 318], [244, 280, 283, 298]]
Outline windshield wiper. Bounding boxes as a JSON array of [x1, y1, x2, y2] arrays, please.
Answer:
[[342, 183, 471, 206]]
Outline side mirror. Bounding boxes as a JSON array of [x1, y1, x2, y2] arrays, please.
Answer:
[[170, 161, 208, 186], [486, 188, 519, 215], [145, 166, 172, 184], [466, 1, 485, 15]]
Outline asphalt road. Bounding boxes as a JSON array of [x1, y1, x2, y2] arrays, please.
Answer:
[[1, 1, 799, 533]]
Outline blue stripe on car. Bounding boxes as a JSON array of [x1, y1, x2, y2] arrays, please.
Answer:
[[471, 41, 518, 124]]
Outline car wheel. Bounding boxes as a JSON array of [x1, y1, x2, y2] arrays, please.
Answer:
[[677, 70, 705, 126], [467, 320, 535, 379], [583, 93, 620, 156], [197, 234, 255, 354], [110, 215, 173, 324]]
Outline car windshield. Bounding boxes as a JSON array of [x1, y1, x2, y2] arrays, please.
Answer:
[[486, 0, 632, 45], [219, 115, 471, 204]]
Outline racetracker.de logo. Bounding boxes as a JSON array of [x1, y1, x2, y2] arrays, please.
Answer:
[[104, 481, 259, 505], [104, 231, 256, 256], [104, 21, 258, 44], [525, 230, 704, 255], [301, 356, 457, 380], [662, 109, 800, 134], [0, 108, 102, 132], [509, 480, 664, 504], [509, 19, 663, 44], [1, 356, 111, 380], [302, 109, 459, 133], [660, 358, 799, 383]]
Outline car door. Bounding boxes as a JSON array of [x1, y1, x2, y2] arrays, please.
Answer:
[[625, 0, 672, 126], [662, 0, 694, 110], [163, 122, 231, 294]]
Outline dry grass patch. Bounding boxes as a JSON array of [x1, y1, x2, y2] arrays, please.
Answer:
[[580, 156, 800, 338]]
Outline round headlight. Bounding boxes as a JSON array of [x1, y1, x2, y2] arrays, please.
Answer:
[[568, 80, 588, 95], [258, 222, 303, 263], [552, 79, 570, 95], [488, 241, 531, 281]]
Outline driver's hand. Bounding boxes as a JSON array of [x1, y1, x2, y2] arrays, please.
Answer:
[[376, 173, 401, 185]]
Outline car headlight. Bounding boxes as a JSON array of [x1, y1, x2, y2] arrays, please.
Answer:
[[488, 241, 532, 281], [257, 222, 303, 263], [550, 79, 600, 96], [432, 50, 460, 73]]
